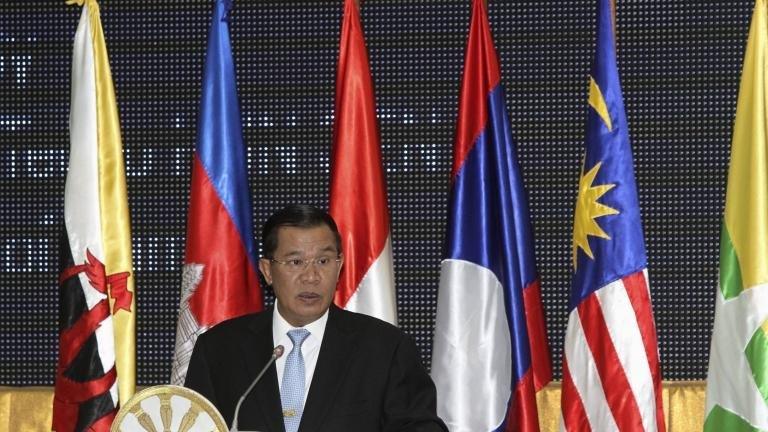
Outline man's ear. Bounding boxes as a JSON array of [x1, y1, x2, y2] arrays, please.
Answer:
[[336, 253, 344, 279], [258, 258, 273, 285]]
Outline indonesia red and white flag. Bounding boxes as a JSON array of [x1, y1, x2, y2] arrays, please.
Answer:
[[329, 0, 397, 325], [560, 1, 664, 431]]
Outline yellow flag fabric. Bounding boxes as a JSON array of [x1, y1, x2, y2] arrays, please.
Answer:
[[89, 0, 136, 403]]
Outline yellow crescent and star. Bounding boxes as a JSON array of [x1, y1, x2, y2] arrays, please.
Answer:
[[572, 76, 620, 269]]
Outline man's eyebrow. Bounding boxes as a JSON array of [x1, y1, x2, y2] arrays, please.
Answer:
[[279, 245, 338, 257], [278, 250, 303, 258], [319, 245, 338, 254]]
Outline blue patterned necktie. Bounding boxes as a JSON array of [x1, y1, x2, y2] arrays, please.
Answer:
[[281, 328, 310, 432]]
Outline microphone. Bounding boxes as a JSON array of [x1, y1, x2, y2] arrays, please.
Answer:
[[230, 345, 285, 432]]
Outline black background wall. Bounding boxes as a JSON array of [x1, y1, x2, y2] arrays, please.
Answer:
[[0, 0, 753, 385]]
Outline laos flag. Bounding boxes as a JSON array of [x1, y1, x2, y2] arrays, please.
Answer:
[[431, 0, 551, 431], [171, 0, 264, 386]]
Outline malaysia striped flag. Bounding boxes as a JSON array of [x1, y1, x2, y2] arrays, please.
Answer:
[[54, 1, 135, 429], [329, 0, 397, 325], [431, 0, 551, 430], [171, 0, 264, 386], [559, 1, 664, 431]]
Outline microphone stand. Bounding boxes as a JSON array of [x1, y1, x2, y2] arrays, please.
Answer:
[[230, 345, 284, 432]]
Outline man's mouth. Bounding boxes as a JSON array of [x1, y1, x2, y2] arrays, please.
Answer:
[[298, 292, 321, 300]]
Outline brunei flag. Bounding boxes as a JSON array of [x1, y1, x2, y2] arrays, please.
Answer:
[[431, 0, 551, 430], [329, 0, 397, 325], [705, 1, 768, 430], [53, 0, 135, 430]]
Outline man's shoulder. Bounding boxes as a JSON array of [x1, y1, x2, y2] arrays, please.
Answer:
[[330, 307, 428, 370], [332, 306, 403, 339], [200, 309, 271, 340]]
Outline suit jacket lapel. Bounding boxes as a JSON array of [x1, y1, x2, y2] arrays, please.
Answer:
[[243, 309, 285, 432], [299, 306, 357, 431]]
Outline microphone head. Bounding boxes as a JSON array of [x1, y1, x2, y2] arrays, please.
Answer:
[[273, 345, 285, 358]]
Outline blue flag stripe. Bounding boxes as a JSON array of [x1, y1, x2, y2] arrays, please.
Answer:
[[446, 85, 536, 382]]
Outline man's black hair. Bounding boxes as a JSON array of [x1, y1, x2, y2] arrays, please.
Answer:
[[261, 204, 342, 258]]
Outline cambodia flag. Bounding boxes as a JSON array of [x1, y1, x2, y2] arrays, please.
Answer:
[[171, 0, 264, 386], [431, 1, 551, 431], [329, 0, 397, 325]]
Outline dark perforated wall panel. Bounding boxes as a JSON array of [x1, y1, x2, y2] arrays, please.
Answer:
[[0, 0, 753, 385]]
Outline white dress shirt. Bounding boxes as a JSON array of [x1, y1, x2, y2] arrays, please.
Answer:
[[272, 301, 328, 405]]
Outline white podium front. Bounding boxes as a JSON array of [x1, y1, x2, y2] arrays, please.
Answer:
[[111, 385, 228, 432]]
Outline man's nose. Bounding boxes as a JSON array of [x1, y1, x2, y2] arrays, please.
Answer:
[[299, 261, 321, 281]]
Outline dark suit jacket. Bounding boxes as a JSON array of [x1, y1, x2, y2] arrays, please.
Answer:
[[185, 305, 447, 431]]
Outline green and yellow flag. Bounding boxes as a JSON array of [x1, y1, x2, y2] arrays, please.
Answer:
[[705, 1, 768, 430]]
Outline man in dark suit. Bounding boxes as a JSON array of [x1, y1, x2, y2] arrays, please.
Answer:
[[185, 204, 447, 431]]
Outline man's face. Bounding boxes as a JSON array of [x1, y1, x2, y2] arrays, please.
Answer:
[[259, 225, 343, 327]]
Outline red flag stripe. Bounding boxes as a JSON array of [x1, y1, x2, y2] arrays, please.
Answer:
[[622, 272, 666, 432], [561, 359, 593, 432], [54, 367, 116, 403], [452, 0, 501, 178], [522, 279, 552, 391], [506, 368, 541, 432], [578, 294, 645, 431], [52, 398, 78, 432], [87, 409, 117, 431], [185, 157, 263, 326]]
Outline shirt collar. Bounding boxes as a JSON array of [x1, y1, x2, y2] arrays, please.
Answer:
[[272, 300, 329, 345]]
